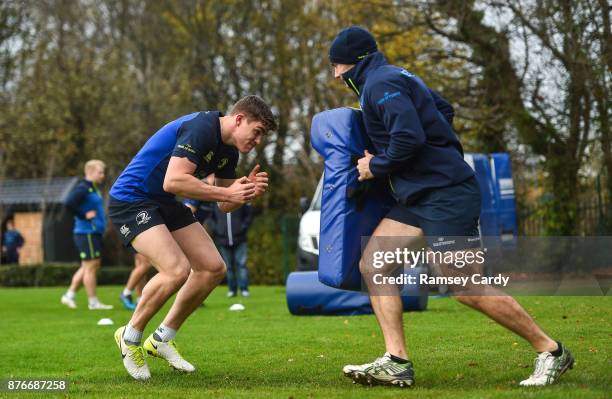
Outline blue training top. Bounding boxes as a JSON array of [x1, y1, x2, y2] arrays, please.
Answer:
[[64, 179, 106, 234], [341, 52, 474, 205], [110, 111, 239, 203], [3, 230, 24, 252]]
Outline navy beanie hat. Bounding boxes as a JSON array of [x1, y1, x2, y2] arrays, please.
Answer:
[[329, 26, 378, 65]]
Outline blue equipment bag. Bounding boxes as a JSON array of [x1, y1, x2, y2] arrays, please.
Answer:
[[490, 153, 518, 241], [464, 152, 518, 248], [286, 271, 428, 316], [465, 153, 496, 236], [311, 108, 395, 291]]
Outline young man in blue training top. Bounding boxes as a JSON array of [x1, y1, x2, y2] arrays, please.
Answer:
[[329, 26, 573, 388], [108, 95, 275, 380], [61, 159, 113, 310]]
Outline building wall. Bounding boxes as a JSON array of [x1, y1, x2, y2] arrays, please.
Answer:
[[14, 212, 43, 264]]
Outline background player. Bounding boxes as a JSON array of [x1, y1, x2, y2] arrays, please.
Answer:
[[119, 253, 152, 310], [61, 160, 113, 310]]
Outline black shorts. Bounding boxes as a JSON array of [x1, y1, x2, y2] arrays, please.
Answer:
[[385, 176, 482, 251], [108, 196, 197, 247], [74, 233, 103, 260]]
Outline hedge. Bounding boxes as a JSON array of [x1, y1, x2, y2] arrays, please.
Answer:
[[0, 263, 136, 287], [0, 212, 300, 287]]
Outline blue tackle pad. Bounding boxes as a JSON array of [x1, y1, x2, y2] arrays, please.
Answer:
[[286, 271, 428, 316], [311, 107, 395, 291]]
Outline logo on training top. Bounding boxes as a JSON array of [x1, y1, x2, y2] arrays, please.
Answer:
[[120, 224, 130, 236], [377, 91, 401, 105], [177, 143, 196, 154], [217, 158, 228, 169], [432, 236, 456, 248], [400, 69, 414, 78], [204, 151, 214, 163], [136, 211, 151, 225]]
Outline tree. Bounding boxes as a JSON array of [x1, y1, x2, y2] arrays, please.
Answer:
[[415, 0, 609, 234]]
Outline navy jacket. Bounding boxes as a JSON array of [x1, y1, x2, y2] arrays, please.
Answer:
[[342, 52, 474, 204], [65, 179, 106, 234], [2, 229, 24, 262], [210, 204, 254, 247]]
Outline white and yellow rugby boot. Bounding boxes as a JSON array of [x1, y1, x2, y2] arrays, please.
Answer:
[[143, 333, 195, 373], [114, 326, 151, 380]]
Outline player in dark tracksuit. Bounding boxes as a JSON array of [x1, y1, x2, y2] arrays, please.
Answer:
[[329, 26, 572, 388], [61, 159, 113, 310], [209, 202, 254, 297]]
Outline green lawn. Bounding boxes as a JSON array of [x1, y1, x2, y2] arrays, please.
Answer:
[[0, 286, 610, 398]]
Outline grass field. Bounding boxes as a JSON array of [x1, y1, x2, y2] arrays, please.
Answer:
[[0, 286, 610, 398]]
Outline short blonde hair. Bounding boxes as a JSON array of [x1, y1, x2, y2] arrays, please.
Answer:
[[84, 159, 106, 175]]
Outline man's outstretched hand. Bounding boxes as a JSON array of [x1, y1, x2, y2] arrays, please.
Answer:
[[248, 164, 269, 198]]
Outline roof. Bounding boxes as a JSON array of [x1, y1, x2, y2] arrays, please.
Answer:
[[0, 177, 79, 205]]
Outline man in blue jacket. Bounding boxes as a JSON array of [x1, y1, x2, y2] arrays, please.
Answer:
[[329, 26, 572, 388], [209, 202, 254, 297], [61, 159, 113, 310]]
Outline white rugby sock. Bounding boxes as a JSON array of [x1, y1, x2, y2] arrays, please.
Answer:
[[124, 323, 143, 345], [154, 324, 177, 342]]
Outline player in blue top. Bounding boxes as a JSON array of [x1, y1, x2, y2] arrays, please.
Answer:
[[1, 217, 24, 264], [329, 26, 572, 388], [109, 95, 276, 380], [61, 159, 113, 310]]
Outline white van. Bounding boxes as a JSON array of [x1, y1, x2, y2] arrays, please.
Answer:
[[296, 177, 323, 270]]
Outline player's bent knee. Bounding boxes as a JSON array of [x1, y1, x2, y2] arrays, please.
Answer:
[[358, 259, 367, 274], [190, 259, 226, 281], [175, 267, 191, 285], [358, 260, 375, 285], [209, 260, 226, 279], [163, 260, 190, 287], [163, 271, 189, 289], [358, 260, 381, 284], [359, 258, 376, 277], [359, 258, 396, 281]]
